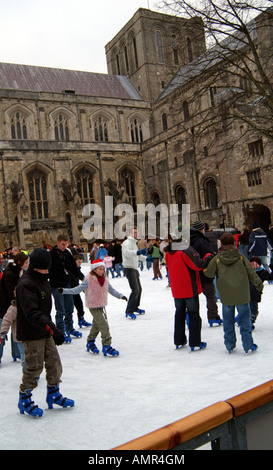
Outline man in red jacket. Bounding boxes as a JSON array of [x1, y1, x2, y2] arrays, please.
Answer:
[[165, 244, 213, 351]]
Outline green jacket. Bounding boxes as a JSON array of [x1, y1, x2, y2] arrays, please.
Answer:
[[204, 249, 263, 306]]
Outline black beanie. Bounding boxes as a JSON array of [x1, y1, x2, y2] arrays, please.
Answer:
[[192, 220, 206, 231], [29, 248, 52, 269]]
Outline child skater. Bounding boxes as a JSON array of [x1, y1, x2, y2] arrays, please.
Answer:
[[59, 259, 127, 356]]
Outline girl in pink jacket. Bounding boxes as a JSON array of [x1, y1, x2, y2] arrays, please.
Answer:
[[60, 259, 127, 356]]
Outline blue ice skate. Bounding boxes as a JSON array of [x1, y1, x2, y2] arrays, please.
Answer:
[[67, 328, 82, 338], [208, 318, 223, 327], [46, 385, 74, 409], [78, 317, 91, 328], [18, 390, 43, 417], [102, 344, 119, 357], [86, 339, 99, 354], [190, 342, 207, 352], [135, 308, 145, 315], [125, 313, 136, 319], [245, 344, 258, 354]]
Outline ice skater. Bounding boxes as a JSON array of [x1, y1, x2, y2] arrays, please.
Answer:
[[59, 259, 127, 357]]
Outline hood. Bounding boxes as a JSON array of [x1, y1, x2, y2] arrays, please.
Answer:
[[217, 248, 242, 266]]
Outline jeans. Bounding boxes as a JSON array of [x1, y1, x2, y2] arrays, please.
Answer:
[[174, 296, 202, 348], [222, 303, 254, 352], [52, 286, 74, 334], [259, 255, 270, 272], [124, 268, 142, 314], [114, 263, 123, 277], [0, 318, 22, 363]]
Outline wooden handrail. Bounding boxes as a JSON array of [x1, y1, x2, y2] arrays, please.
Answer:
[[113, 401, 233, 450], [113, 380, 273, 450], [226, 379, 273, 418]]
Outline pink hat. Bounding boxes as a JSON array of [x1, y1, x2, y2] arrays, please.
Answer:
[[90, 259, 105, 271]]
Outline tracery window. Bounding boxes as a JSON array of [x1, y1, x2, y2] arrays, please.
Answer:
[[76, 169, 94, 206], [175, 185, 186, 208], [54, 114, 70, 141], [28, 170, 49, 220], [130, 118, 143, 143], [11, 112, 27, 139], [94, 116, 109, 142], [119, 168, 137, 212], [204, 178, 218, 209]]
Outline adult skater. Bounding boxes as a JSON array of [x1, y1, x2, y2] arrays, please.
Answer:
[[165, 241, 213, 351], [248, 222, 272, 272], [190, 221, 222, 327], [122, 226, 146, 319], [16, 248, 74, 417], [49, 234, 85, 342], [204, 233, 263, 354]]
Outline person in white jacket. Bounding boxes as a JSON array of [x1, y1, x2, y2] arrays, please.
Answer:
[[122, 227, 146, 319]]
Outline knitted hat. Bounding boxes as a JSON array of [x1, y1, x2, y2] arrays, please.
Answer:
[[192, 220, 206, 231], [252, 221, 260, 229], [90, 259, 105, 271], [29, 248, 52, 269], [251, 261, 260, 270]]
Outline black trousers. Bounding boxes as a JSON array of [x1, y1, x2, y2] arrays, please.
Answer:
[[174, 296, 202, 348], [124, 268, 142, 313]]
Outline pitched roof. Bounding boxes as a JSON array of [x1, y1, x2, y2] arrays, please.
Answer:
[[0, 62, 142, 100]]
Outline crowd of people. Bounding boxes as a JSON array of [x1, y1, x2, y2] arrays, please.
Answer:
[[0, 221, 272, 418]]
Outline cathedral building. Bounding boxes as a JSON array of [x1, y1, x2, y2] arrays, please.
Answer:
[[0, 8, 272, 251]]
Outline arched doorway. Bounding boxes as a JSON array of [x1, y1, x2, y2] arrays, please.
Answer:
[[244, 204, 271, 232]]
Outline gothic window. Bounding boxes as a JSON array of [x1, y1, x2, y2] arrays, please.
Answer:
[[119, 168, 137, 212], [124, 45, 129, 73], [171, 33, 179, 65], [28, 170, 49, 220], [54, 114, 70, 141], [182, 101, 190, 121], [175, 185, 186, 209], [156, 30, 164, 63], [11, 112, 27, 139], [162, 113, 168, 131], [94, 116, 109, 142], [130, 118, 143, 143], [116, 54, 121, 75], [187, 37, 193, 63], [76, 169, 94, 206], [204, 178, 218, 209], [132, 36, 138, 69], [151, 192, 161, 206]]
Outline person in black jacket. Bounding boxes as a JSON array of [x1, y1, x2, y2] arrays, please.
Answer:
[[49, 234, 85, 342], [0, 252, 28, 364], [190, 221, 222, 327], [16, 248, 74, 417]]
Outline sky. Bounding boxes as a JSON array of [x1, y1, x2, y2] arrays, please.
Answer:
[[0, 0, 159, 74]]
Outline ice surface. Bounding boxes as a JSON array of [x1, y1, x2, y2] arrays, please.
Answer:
[[0, 263, 272, 450]]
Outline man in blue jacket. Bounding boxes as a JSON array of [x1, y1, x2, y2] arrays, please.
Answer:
[[248, 222, 272, 272]]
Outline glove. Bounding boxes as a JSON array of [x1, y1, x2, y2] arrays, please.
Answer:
[[46, 322, 65, 346], [57, 288, 63, 294], [0, 332, 8, 346], [122, 296, 128, 301], [137, 249, 146, 255]]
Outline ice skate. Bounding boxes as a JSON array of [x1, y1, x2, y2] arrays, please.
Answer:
[[102, 344, 119, 357], [18, 390, 43, 417], [46, 385, 74, 409], [86, 339, 99, 354], [190, 342, 207, 352]]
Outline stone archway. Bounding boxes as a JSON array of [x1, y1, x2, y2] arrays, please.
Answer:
[[244, 204, 271, 232]]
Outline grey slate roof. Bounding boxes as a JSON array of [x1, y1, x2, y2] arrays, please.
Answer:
[[0, 62, 143, 100]]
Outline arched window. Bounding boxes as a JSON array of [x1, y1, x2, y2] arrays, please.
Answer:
[[119, 167, 137, 212], [162, 113, 168, 131], [204, 178, 218, 209], [130, 118, 143, 143], [94, 116, 109, 142], [11, 112, 27, 139], [187, 37, 193, 63], [54, 114, 70, 141], [156, 30, 164, 63], [182, 101, 190, 121], [175, 185, 186, 209], [76, 169, 94, 206], [124, 45, 129, 73], [151, 192, 161, 206], [28, 170, 49, 220]]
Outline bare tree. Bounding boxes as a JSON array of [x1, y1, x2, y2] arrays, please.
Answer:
[[156, 0, 273, 146]]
